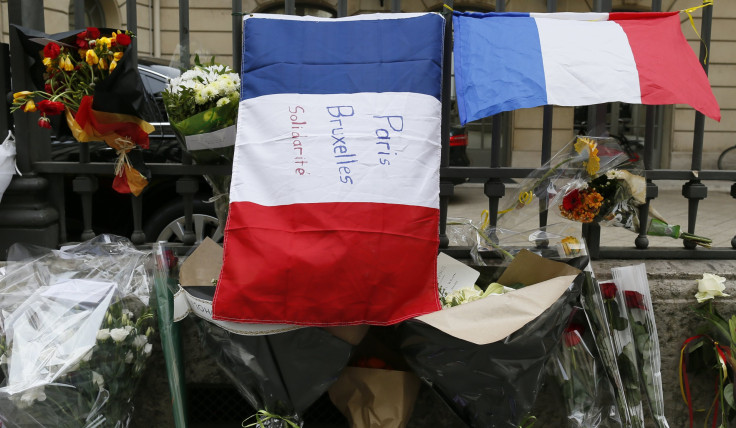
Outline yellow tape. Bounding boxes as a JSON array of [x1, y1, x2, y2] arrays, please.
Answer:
[[480, 209, 490, 230], [683, 0, 714, 65], [498, 191, 533, 214]]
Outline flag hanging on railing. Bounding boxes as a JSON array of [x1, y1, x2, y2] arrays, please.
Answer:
[[212, 13, 445, 326], [453, 11, 721, 124]]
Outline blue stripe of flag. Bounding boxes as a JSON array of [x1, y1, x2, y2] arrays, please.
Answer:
[[241, 14, 444, 101], [453, 12, 548, 124]]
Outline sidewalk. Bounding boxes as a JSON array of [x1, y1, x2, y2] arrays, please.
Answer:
[[448, 180, 736, 249]]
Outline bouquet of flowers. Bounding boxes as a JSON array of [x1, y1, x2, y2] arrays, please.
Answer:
[[0, 235, 155, 428], [680, 273, 735, 427], [579, 272, 633, 427], [398, 250, 587, 427], [10, 26, 154, 195], [612, 264, 670, 428], [162, 56, 240, 225], [548, 308, 622, 428], [496, 136, 631, 229], [558, 169, 712, 247], [601, 280, 646, 427]]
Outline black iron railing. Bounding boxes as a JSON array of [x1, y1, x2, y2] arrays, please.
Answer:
[[0, 0, 733, 260]]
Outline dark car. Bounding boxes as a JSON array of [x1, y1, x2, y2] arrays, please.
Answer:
[[53, 60, 220, 245]]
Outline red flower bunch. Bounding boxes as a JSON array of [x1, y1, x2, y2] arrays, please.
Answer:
[[559, 187, 604, 223], [10, 27, 135, 125]]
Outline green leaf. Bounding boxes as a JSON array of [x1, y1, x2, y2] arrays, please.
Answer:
[[725, 383, 735, 410]]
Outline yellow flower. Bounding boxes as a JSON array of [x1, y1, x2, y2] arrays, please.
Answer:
[[113, 51, 124, 61], [86, 49, 99, 66], [98, 57, 108, 70], [22, 99, 36, 112], [42, 57, 52, 66], [60, 55, 74, 71], [97, 37, 112, 49], [13, 91, 33, 101], [109, 59, 118, 72], [574, 137, 600, 176]]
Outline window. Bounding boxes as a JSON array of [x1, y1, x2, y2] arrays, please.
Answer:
[[259, 3, 337, 18], [68, 0, 106, 28]]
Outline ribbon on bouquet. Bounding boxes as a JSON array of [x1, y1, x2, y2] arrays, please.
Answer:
[[66, 95, 154, 196], [679, 334, 730, 428]]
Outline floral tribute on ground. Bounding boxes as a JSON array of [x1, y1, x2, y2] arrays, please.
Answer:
[[494, 135, 711, 247], [10, 25, 154, 195], [0, 235, 155, 428]]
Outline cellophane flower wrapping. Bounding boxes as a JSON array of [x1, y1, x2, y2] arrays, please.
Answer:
[[495, 136, 634, 231], [397, 251, 588, 427], [548, 307, 622, 428], [162, 58, 240, 226], [581, 267, 651, 428], [612, 264, 669, 428], [153, 241, 355, 427], [0, 235, 155, 428]]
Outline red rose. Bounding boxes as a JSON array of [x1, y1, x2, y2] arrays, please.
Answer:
[[562, 189, 581, 211], [36, 100, 65, 116], [44, 84, 52, 93], [624, 290, 647, 310], [38, 117, 52, 129], [43, 42, 61, 59], [86, 27, 101, 39], [75, 36, 88, 49], [600, 282, 617, 300], [563, 323, 585, 347], [116, 33, 132, 46]]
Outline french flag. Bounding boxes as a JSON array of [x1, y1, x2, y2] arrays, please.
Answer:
[[453, 11, 721, 125], [213, 13, 444, 326]]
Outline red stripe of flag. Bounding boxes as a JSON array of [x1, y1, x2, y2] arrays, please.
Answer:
[[610, 12, 720, 121], [213, 201, 441, 325]]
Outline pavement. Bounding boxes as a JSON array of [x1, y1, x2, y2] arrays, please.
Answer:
[[447, 179, 736, 249]]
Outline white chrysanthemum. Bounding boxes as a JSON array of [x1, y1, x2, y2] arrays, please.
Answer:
[[216, 97, 230, 107]]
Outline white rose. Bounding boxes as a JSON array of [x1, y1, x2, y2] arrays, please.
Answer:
[[695, 273, 729, 303], [92, 371, 105, 389], [109, 328, 129, 343], [97, 329, 111, 341], [132, 334, 148, 349], [18, 387, 46, 408]]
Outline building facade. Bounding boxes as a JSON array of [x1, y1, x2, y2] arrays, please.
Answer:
[[2, 0, 733, 169]]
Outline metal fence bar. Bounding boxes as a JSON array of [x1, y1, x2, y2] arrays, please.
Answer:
[[681, 2, 714, 250], [438, 0, 453, 248]]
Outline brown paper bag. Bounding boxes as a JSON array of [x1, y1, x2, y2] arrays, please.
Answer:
[[329, 367, 421, 428]]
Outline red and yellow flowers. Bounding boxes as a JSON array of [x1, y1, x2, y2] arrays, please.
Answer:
[[10, 27, 135, 123], [559, 187, 604, 223]]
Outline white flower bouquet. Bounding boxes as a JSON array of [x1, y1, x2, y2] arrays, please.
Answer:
[[0, 235, 155, 428], [163, 56, 241, 225]]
